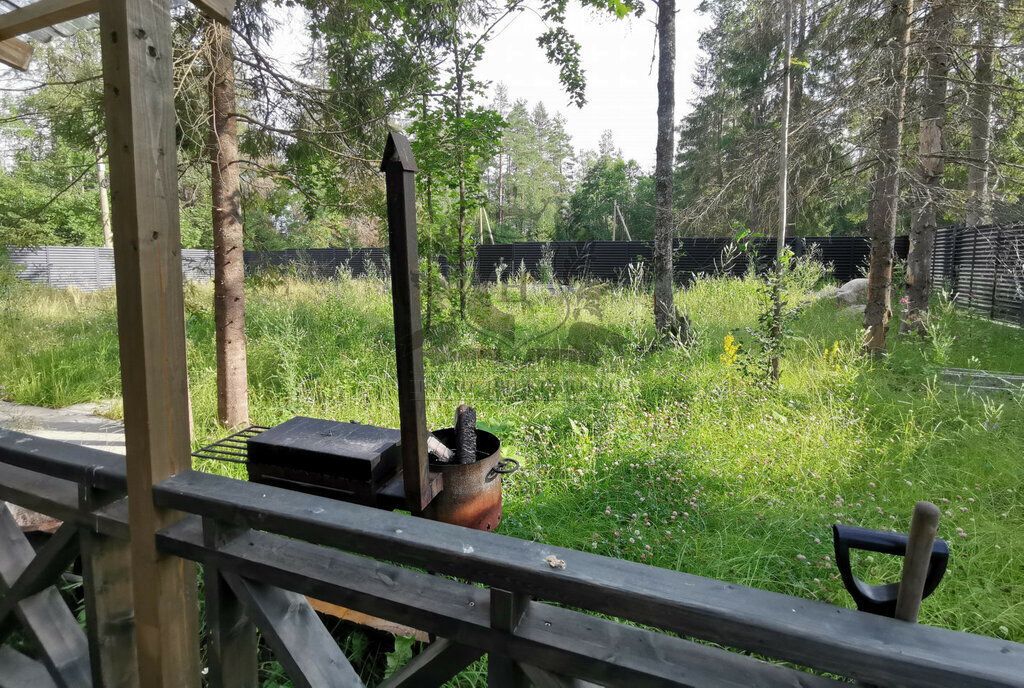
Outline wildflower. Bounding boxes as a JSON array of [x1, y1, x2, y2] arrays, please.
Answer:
[[720, 333, 740, 366]]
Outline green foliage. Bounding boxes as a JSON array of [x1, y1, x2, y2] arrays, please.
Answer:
[[3, 275, 1023, 656], [560, 149, 653, 241]]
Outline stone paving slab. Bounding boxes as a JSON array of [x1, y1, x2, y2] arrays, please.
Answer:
[[1, 400, 125, 531], [0, 400, 125, 454]]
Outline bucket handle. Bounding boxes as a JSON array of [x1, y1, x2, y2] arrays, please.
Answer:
[[489, 458, 519, 478]]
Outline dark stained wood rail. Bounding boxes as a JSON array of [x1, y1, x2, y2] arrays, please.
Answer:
[[1, 429, 1023, 688]]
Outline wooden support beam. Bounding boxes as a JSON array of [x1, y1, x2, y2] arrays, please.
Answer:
[[80, 485, 138, 688], [223, 572, 364, 688], [0, 0, 99, 40], [0, 521, 79, 631], [189, 0, 234, 24], [487, 589, 528, 688], [0, 38, 33, 70], [0, 504, 91, 688], [98, 0, 200, 684], [377, 638, 483, 688], [203, 519, 257, 688]]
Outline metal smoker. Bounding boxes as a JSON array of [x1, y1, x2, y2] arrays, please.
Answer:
[[196, 132, 516, 531]]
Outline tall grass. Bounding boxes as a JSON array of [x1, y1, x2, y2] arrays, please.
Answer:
[[1, 272, 1021, 648]]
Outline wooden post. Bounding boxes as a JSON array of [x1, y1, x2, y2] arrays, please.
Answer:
[[202, 518, 257, 688], [80, 485, 138, 688], [488, 588, 529, 688], [99, 0, 201, 684], [381, 132, 433, 513]]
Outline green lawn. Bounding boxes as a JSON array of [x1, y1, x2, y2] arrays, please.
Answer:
[[1, 268, 1021, 650]]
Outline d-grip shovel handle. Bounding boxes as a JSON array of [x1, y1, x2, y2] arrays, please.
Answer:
[[832, 523, 949, 617]]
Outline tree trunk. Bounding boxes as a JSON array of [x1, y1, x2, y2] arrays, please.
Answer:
[[863, 0, 914, 357], [209, 20, 249, 429], [902, 0, 952, 336], [654, 0, 677, 334], [95, 144, 112, 249], [966, 8, 995, 226], [772, 0, 793, 382]]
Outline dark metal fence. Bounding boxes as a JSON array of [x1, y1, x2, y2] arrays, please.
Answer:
[[238, 236, 906, 285], [13, 227, 1024, 326], [931, 223, 1024, 326]]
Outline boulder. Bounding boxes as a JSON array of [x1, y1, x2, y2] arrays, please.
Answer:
[[812, 285, 840, 301], [844, 304, 866, 316], [835, 278, 869, 305]]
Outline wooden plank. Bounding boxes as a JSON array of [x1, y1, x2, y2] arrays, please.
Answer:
[[488, 589, 528, 688], [0, 0, 99, 40], [0, 429, 128, 492], [79, 486, 137, 688], [202, 519, 257, 688], [157, 517, 842, 688], [154, 471, 1024, 688], [0, 521, 79, 629], [80, 528, 137, 688], [188, 0, 234, 24], [377, 638, 483, 688], [306, 598, 428, 642], [0, 463, 128, 541], [222, 572, 364, 688], [0, 37, 33, 70], [0, 646, 59, 688], [98, 0, 200, 683], [0, 505, 91, 688]]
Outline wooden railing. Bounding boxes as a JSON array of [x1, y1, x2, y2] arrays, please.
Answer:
[[1, 428, 1022, 688]]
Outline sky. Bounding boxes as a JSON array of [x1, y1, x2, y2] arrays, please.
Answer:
[[267, 2, 712, 171], [476, 3, 712, 169]]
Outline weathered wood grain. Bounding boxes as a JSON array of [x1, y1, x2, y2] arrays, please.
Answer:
[[154, 470, 1024, 687], [99, 0, 200, 683], [0, 429, 127, 492], [223, 572, 363, 688], [80, 486, 137, 688], [202, 519, 257, 688], [157, 517, 843, 688], [488, 589, 528, 688], [0, 521, 79, 629], [0, 505, 91, 688]]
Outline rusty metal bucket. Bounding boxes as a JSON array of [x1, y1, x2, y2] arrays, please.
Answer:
[[424, 428, 517, 531]]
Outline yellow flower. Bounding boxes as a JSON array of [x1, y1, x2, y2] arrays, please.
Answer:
[[720, 332, 740, 366]]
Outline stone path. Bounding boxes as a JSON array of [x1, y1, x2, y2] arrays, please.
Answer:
[[0, 399, 125, 454], [1, 400, 125, 531]]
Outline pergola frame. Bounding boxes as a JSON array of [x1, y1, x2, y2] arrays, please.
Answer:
[[1, 0, 233, 684]]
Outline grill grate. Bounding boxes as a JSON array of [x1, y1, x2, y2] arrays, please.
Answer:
[[192, 425, 270, 465]]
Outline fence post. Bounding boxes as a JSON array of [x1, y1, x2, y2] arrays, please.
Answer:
[[79, 484, 138, 688], [202, 517, 258, 688], [488, 588, 529, 688]]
